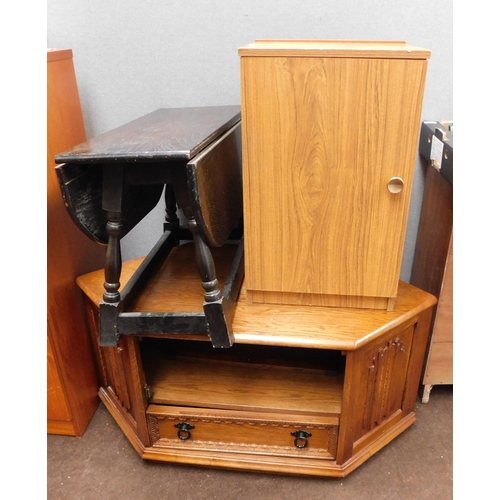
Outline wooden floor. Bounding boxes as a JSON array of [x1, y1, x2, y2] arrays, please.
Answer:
[[47, 385, 453, 499]]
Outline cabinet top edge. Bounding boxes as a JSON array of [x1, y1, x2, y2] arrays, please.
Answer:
[[47, 48, 73, 62], [238, 40, 431, 59]]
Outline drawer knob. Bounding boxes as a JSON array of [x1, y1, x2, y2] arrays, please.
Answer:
[[174, 422, 195, 440], [387, 177, 405, 194], [291, 430, 312, 449]]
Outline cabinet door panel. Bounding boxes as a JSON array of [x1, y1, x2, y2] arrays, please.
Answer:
[[337, 321, 415, 462], [241, 56, 428, 299]]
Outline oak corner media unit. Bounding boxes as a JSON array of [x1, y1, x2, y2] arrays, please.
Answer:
[[76, 249, 436, 478]]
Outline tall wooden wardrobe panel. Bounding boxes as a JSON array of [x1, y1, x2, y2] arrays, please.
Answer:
[[47, 49, 106, 436]]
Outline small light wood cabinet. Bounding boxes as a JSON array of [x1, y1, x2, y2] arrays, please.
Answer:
[[76, 245, 436, 477], [238, 40, 431, 310], [47, 49, 105, 436]]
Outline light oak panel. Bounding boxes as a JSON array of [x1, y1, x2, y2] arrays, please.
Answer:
[[247, 289, 391, 310], [146, 357, 343, 416], [336, 322, 415, 463], [76, 243, 238, 314], [83, 301, 152, 445], [432, 236, 453, 343], [240, 54, 428, 304], [238, 40, 430, 59], [422, 342, 453, 385]]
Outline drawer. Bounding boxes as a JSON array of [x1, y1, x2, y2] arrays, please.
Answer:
[[147, 405, 339, 459]]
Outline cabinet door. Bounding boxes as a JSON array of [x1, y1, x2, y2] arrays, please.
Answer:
[[84, 301, 151, 446], [336, 321, 415, 463], [241, 56, 428, 300]]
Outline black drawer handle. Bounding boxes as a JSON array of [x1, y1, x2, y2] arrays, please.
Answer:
[[174, 422, 195, 440], [291, 430, 312, 449]]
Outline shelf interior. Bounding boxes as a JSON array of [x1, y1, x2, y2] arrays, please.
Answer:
[[142, 339, 344, 417]]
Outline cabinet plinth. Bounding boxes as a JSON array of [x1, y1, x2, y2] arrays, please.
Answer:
[[77, 244, 436, 477], [238, 40, 431, 309]]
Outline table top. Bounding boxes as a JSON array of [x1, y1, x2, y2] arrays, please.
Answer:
[[54, 105, 241, 164]]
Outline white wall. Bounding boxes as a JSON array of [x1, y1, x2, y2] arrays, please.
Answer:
[[47, 0, 453, 281]]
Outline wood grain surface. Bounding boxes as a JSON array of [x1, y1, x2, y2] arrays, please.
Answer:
[[410, 163, 453, 392], [54, 106, 241, 163], [77, 243, 239, 313], [147, 405, 338, 459], [431, 236, 453, 344], [239, 43, 429, 306], [77, 244, 436, 477], [77, 244, 436, 351], [47, 49, 104, 436], [422, 341, 453, 385], [187, 122, 243, 247], [238, 39, 431, 59], [146, 357, 343, 416], [410, 165, 453, 298]]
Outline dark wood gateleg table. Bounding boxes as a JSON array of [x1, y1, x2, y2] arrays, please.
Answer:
[[54, 106, 244, 348]]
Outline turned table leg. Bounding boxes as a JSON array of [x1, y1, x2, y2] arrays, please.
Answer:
[[103, 215, 123, 304], [187, 215, 234, 348], [164, 183, 179, 232], [99, 164, 125, 346]]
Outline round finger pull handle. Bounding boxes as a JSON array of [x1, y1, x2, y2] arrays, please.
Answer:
[[291, 430, 312, 449], [387, 177, 405, 194], [174, 422, 195, 440]]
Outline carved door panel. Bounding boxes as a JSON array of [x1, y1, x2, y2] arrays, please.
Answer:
[[102, 342, 132, 410], [85, 299, 129, 405], [84, 299, 150, 444], [359, 333, 412, 433], [337, 321, 415, 463]]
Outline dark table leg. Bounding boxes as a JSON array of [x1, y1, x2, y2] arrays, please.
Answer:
[[99, 164, 125, 346], [164, 183, 179, 232], [187, 215, 235, 348]]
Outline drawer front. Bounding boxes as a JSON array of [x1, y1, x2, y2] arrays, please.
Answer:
[[147, 405, 338, 459]]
